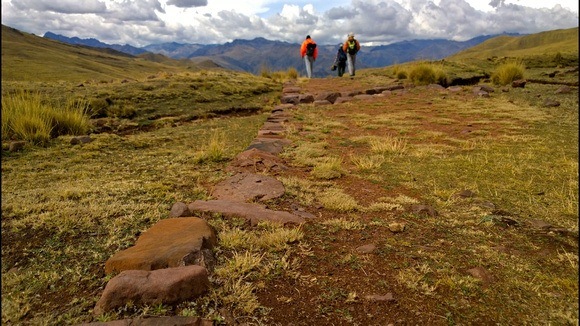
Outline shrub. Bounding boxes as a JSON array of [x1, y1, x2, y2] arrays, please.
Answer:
[[1, 91, 90, 145], [286, 67, 298, 79], [491, 61, 525, 86], [408, 62, 448, 86], [396, 70, 408, 79]]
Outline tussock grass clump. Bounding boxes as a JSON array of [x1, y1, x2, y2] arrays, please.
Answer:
[[391, 65, 408, 79], [318, 188, 359, 212], [369, 135, 408, 154], [408, 62, 448, 86], [351, 154, 386, 171], [491, 61, 525, 85], [2, 91, 90, 145], [193, 130, 228, 163], [311, 157, 344, 179]]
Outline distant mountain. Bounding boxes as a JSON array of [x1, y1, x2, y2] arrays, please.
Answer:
[[142, 42, 206, 58], [42, 31, 519, 76], [43, 31, 148, 56]]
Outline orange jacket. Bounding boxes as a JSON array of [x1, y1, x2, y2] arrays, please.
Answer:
[[300, 39, 318, 59], [343, 39, 361, 55]]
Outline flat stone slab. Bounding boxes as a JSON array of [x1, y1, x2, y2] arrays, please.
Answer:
[[246, 138, 292, 154], [104, 217, 217, 274], [189, 199, 305, 226], [212, 172, 285, 202], [226, 148, 288, 174], [94, 265, 209, 315]]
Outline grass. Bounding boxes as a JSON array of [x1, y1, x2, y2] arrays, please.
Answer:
[[273, 64, 577, 324], [2, 91, 91, 144], [491, 60, 526, 85], [2, 25, 578, 325]]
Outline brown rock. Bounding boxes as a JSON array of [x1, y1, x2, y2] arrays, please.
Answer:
[[94, 265, 209, 315], [313, 100, 332, 106], [282, 86, 301, 94], [364, 293, 395, 302], [411, 204, 438, 217], [169, 202, 192, 217], [511, 79, 527, 88], [527, 219, 552, 229], [315, 92, 341, 104], [246, 138, 292, 154], [189, 199, 305, 226], [8, 141, 26, 152], [542, 99, 560, 107], [356, 244, 377, 254], [78, 316, 213, 326], [334, 97, 352, 104], [299, 94, 315, 103], [104, 218, 217, 274], [388, 222, 406, 233], [555, 86, 572, 94], [227, 148, 288, 173], [212, 172, 285, 202], [447, 86, 463, 92], [353, 94, 374, 100], [385, 85, 404, 91], [280, 94, 299, 105], [466, 266, 494, 285]]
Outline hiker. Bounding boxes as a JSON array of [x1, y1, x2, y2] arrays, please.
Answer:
[[332, 43, 347, 77], [342, 32, 361, 77], [300, 35, 318, 78]]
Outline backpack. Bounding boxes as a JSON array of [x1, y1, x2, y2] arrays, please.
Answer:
[[338, 49, 347, 62], [306, 43, 317, 56], [347, 40, 357, 55]]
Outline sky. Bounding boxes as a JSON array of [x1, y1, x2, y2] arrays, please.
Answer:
[[1, 0, 578, 47]]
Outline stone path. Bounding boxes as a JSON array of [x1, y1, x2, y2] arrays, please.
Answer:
[[82, 78, 452, 325]]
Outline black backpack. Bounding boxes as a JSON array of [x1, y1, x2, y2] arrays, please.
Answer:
[[347, 40, 357, 55], [306, 43, 317, 56], [338, 49, 347, 62]]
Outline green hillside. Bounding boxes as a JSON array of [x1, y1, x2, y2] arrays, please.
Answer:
[[1, 25, 202, 82], [448, 27, 578, 67]]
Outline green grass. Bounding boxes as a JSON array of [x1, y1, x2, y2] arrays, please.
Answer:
[[2, 91, 91, 144], [2, 22, 578, 326]]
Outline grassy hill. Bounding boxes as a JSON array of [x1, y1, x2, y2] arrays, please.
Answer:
[[1, 25, 203, 82], [447, 27, 578, 68]]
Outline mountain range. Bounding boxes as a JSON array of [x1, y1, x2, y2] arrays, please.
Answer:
[[44, 31, 519, 77]]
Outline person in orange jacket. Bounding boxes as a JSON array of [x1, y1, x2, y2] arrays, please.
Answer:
[[300, 35, 318, 78], [342, 32, 361, 77]]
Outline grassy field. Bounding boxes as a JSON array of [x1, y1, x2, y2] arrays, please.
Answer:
[[1, 25, 578, 325]]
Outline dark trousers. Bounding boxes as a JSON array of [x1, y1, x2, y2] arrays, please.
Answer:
[[337, 62, 346, 77]]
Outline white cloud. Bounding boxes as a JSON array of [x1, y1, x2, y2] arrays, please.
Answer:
[[1, 0, 577, 47]]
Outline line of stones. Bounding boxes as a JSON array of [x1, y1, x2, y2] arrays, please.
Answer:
[[82, 82, 313, 325]]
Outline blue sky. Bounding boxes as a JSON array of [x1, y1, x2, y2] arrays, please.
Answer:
[[1, 0, 578, 47]]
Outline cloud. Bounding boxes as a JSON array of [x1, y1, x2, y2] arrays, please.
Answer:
[[325, 6, 358, 20], [104, 0, 165, 22], [167, 0, 208, 8], [1, 0, 577, 48], [11, 0, 107, 14]]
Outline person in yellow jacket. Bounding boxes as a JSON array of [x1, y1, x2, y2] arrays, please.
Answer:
[[300, 35, 318, 78], [342, 32, 361, 77]]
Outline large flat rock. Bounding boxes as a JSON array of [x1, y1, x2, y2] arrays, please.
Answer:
[[189, 199, 305, 226], [105, 217, 217, 274], [94, 265, 209, 315], [211, 172, 285, 202]]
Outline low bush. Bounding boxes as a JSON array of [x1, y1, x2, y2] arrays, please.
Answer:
[[491, 61, 525, 85], [1, 91, 90, 145], [408, 62, 448, 86]]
